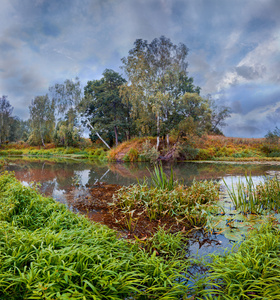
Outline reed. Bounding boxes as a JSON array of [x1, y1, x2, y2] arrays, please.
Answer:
[[0, 171, 190, 299], [149, 163, 176, 190]]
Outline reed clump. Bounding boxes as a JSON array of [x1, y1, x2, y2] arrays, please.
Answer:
[[224, 174, 280, 214], [0, 171, 190, 299]]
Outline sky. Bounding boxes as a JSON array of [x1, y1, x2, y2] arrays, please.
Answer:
[[0, 0, 280, 138]]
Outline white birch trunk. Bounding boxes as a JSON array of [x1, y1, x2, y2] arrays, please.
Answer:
[[86, 119, 111, 150]]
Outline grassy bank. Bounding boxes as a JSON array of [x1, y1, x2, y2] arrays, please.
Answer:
[[108, 135, 280, 162], [2, 135, 280, 163], [0, 145, 108, 161], [1, 170, 280, 299], [0, 171, 190, 299]]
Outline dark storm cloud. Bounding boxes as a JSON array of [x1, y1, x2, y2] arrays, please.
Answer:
[[235, 65, 266, 80], [0, 0, 280, 137]]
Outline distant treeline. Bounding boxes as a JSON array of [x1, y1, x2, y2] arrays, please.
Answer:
[[0, 36, 231, 148]]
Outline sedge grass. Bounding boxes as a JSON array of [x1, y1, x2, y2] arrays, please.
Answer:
[[195, 224, 280, 299], [0, 171, 190, 299], [224, 174, 280, 214], [149, 163, 176, 191]]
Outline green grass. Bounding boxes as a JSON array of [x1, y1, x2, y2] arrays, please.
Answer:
[[149, 164, 176, 191], [195, 224, 280, 299], [224, 174, 280, 214], [0, 171, 190, 299]]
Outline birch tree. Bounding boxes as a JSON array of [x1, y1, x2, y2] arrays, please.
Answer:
[[28, 95, 55, 146], [0, 96, 13, 145], [121, 36, 199, 149]]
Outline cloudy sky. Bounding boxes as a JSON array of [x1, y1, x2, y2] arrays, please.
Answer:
[[1, 0, 280, 137]]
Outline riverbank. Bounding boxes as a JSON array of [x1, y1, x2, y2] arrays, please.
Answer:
[[1, 135, 280, 163]]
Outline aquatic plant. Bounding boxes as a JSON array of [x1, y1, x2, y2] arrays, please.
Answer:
[[140, 226, 186, 260], [149, 163, 176, 190], [112, 178, 220, 229], [195, 224, 280, 299], [0, 171, 190, 299], [224, 174, 280, 214]]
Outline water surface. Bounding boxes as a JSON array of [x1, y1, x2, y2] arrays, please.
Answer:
[[3, 158, 280, 255]]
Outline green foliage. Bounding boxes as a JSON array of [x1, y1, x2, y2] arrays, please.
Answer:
[[82, 69, 129, 146], [196, 149, 212, 160], [28, 95, 55, 146], [268, 151, 280, 157], [140, 139, 159, 162], [0, 172, 189, 299], [265, 126, 280, 144], [0, 95, 14, 145], [149, 164, 176, 191], [121, 36, 203, 141], [112, 178, 219, 226], [177, 143, 199, 160], [54, 108, 82, 147], [142, 227, 186, 259], [196, 225, 280, 299], [123, 148, 138, 162], [231, 149, 256, 158]]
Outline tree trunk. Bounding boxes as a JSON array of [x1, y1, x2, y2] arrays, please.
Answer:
[[114, 125, 118, 146], [156, 114, 160, 150], [41, 136, 45, 147], [166, 133, 170, 148], [86, 119, 111, 149]]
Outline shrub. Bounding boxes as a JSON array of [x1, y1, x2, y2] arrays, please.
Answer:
[[124, 148, 138, 162], [196, 149, 212, 160], [64, 147, 77, 154], [141, 140, 159, 162]]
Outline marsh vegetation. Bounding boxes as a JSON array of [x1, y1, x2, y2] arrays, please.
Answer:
[[1, 160, 280, 299]]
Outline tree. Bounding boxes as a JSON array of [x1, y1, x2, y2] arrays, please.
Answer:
[[54, 108, 81, 147], [49, 77, 82, 117], [209, 98, 231, 135], [49, 77, 83, 147], [121, 36, 200, 149], [0, 95, 13, 145], [81, 69, 129, 146], [265, 127, 280, 144], [28, 95, 55, 146], [171, 92, 212, 140]]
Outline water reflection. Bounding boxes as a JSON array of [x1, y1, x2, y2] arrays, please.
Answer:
[[5, 159, 280, 195]]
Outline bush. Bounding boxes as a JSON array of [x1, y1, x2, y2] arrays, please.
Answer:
[[196, 149, 212, 160], [140, 140, 159, 162], [124, 148, 139, 162]]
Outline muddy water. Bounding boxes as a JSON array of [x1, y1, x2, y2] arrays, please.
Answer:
[[4, 158, 280, 255]]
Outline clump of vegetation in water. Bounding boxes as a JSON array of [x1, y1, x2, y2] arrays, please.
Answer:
[[0, 171, 191, 299], [111, 165, 220, 231], [224, 174, 280, 214], [149, 163, 177, 190], [195, 224, 280, 299]]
